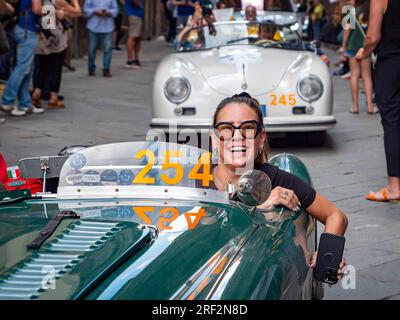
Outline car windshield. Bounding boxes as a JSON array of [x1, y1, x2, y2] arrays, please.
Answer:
[[57, 141, 228, 204], [178, 21, 303, 52]]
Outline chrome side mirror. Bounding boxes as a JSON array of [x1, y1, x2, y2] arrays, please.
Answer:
[[235, 169, 272, 206]]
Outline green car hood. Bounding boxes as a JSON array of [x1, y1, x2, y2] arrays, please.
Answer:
[[0, 216, 151, 300]]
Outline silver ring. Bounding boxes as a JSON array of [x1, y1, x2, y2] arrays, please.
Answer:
[[284, 191, 289, 196]]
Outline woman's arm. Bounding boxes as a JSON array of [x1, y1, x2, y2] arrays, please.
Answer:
[[0, 0, 14, 15], [357, 0, 386, 60], [306, 192, 348, 235], [32, 0, 43, 15], [56, 0, 81, 17]]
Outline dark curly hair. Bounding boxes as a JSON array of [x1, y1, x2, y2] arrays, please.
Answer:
[[212, 92, 270, 163]]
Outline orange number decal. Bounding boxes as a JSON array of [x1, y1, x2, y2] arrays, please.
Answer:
[[160, 150, 184, 185], [270, 94, 278, 106], [133, 150, 156, 184], [157, 207, 179, 230], [188, 153, 213, 187], [278, 95, 287, 106], [289, 94, 297, 106], [133, 206, 154, 224], [184, 208, 207, 230]]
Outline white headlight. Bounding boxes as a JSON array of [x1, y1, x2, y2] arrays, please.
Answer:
[[164, 77, 191, 103], [297, 74, 324, 102]]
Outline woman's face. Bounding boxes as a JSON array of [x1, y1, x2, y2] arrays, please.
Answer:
[[211, 103, 266, 169]]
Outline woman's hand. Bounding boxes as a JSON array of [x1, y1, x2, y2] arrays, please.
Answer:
[[56, 9, 65, 20], [355, 48, 365, 61], [310, 252, 347, 280], [257, 186, 301, 212]]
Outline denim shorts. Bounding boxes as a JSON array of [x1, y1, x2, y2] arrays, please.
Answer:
[[345, 49, 357, 58]]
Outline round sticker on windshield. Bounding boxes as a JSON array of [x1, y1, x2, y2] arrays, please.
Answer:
[[100, 169, 118, 186], [119, 170, 134, 185], [69, 153, 87, 170], [82, 170, 101, 186], [66, 169, 83, 185]]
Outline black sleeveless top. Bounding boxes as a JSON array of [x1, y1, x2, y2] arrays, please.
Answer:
[[209, 163, 317, 209], [376, 0, 400, 60]]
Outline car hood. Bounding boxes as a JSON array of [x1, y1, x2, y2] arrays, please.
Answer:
[[178, 46, 308, 95], [0, 217, 151, 300]]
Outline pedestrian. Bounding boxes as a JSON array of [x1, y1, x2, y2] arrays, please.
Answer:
[[245, 4, 257, 21], [113, 0, 125, 51], [0, 0, 44, 117], [342, 0, 376, 114], [125, 0, 144, 69], [356, 0, 400, 202], [311, 0, 324, 41], [0, 0, 15, 124], [162, 0, 177, 44], [306, 0, 314, 40], [84, 0, 118, 78], [31, 0, 81, 110], [173, 0, 197, 30]]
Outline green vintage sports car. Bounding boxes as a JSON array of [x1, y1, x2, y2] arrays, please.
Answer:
[[0, 141, 323, 300]]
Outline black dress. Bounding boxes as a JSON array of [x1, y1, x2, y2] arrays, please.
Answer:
[[374, 0, 400, 177]]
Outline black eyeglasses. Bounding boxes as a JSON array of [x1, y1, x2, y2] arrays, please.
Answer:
[[213, 120, 263, 140]]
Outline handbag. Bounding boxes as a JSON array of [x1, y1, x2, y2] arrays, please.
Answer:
[[0, 22, 10, 55]]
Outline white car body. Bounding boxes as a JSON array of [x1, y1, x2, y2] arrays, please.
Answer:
[[151, 22, 335, 137]]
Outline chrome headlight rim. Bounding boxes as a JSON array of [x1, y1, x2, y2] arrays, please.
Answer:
[[296, 74, 324, 103], [163, 76, 191, 104]]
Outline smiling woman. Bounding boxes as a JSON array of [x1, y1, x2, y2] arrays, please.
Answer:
[[210, 92, 348, 274]]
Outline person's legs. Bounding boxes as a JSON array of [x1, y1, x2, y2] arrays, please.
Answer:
[[360, 57, 375, 113], [102, 32, 113, 74], [312, 20, 321, 41], [349, 57, 361, 113], [1, 26, 36, 109], [113, 14, 123, 49], [134, 36, 141, 62], [126, 16, 142, 68], [126, 33, 134, 61], [32, 54, 46, 107], [367, 58, 400, 200], [87, 29, 98, 74]]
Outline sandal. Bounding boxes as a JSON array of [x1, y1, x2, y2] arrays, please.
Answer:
[[366, 188, 400, 203], [31, 92, 42, 108], [367, 106, 379, 114], [48, 98, 65, 109], [349, 110, 359, 114]]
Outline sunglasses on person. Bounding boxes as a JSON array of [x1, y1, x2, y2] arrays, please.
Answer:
[[213, 120, 263, 140]]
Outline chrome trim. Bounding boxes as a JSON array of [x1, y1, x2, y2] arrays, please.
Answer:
[[57, 185, 229, 204], [163, 76, 191, 104], [296, 74, 324, 103]]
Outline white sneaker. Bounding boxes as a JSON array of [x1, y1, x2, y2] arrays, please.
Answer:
[[340, 72, 351, 80], [1, 104, 14, 113], [0, 117, 5, 124], [25, 105, 44, 114], [10, 106, 26, 117]]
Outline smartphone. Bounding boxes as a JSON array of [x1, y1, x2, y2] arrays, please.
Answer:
[[313, 233, 346, 285]]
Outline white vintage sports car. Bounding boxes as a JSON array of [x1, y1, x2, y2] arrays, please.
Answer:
[[151, 21, 335, 145]]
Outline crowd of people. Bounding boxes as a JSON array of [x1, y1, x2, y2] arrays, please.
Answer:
[[0, 0, 145, 125]]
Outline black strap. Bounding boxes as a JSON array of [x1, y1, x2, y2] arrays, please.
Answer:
[[27, 210, 80, 249]]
